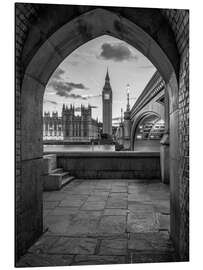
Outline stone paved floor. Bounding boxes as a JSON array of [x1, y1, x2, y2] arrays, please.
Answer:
[[17, 179, 178, 266]]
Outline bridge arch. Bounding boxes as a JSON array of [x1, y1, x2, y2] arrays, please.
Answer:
[[131, 111, 164, 151], [18, 6, 181, 259]]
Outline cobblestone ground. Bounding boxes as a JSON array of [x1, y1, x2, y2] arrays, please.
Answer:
[[17, 179, 178, 266]]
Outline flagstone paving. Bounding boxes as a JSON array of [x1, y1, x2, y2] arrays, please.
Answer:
[[17, 179, 179, 266]]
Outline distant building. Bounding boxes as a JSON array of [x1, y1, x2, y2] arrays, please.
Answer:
[[43, 104, 99, 142], [102, 69, 112, 135], [43, 111, 63, 138]]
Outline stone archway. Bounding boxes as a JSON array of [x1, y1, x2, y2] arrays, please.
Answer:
[[18, 7, 180, 259]]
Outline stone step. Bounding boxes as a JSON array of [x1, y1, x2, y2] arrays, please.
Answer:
[[43, 154, 57, 174], [50, 171, 70, 178], [43, 171, 74, 191], [51, 168, 63, 174], [61, 176, 75, 188]]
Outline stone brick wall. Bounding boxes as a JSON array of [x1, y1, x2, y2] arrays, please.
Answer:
[[178, 48, 189, 261], [162, 10, 189, 55], [161, 9, 189, 260], [15, 3, 40, 260]]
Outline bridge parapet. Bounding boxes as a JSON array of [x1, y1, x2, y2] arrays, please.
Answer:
[[130, 71, 165, 120], [129, 71, 169, 185]]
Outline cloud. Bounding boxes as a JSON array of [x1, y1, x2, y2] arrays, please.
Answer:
[[52, 68, 66, 80], [58, 92, 88, 100], [48, 80, 88, 93], [46, 67, 99, 102], [47, 80, 89, 99], [99, 43, 138, 62], [67, 105, 98, 113], [82, 94, 102, 99], [74, 105, 98, 111], [47, 66, 89, 101], [43, 99, 58, 105]]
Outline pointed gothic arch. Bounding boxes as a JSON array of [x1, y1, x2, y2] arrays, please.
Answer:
[[18, 7, 182, 259]]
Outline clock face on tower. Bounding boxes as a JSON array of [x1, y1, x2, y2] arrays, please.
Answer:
[[104, 93, 110, 100]]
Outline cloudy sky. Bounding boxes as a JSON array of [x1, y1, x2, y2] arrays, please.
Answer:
[[43, 35, 156, 125]]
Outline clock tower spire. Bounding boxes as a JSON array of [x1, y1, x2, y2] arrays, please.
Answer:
[[102, 68, 112, 135]]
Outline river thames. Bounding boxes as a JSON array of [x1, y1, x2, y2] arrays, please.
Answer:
[[44, 144, 115, 152]]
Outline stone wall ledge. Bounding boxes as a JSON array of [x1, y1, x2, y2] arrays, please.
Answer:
[[43, 151, 160, 158], [43, 151, 161, 179]]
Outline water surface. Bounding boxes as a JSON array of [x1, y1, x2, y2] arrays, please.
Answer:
[[44, 144, 115, 152]]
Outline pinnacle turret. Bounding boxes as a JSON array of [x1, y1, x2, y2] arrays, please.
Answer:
[[103, 68, 112, 92], [105, 68, 110, 82]]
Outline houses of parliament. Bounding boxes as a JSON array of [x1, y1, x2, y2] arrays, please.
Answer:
[[43, 69, 113, 142]]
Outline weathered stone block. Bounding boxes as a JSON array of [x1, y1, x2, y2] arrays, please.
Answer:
[[99, 239, 127, 255], [16, 253, 74, 267], [47, 237, 97, 255], [73, 255, 126, 265], [128, 232, 174, 252], [42, 154, 57, 174], [21, 158, 43, 214], [98, 216, 126, 235], [21, 75, 44, 160]]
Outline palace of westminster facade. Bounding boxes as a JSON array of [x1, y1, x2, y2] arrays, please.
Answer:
[[43, 69, 113, 142], [43, 104, 99, 142]]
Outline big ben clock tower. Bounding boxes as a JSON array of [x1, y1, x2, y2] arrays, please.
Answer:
[[102, 69, 112, 135]]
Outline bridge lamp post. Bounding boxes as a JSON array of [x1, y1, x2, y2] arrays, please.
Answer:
[[122, 84, 131, 150], [126, 84, 130, 112]]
